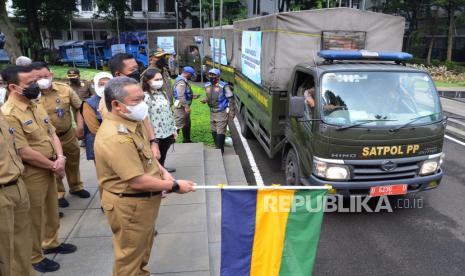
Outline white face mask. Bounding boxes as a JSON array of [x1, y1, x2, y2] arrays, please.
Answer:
[[0, 87, 6, 104], [122, 101, 148, 122], [37, 77, 52, 90], [95, 86, 105, 98], [150, 80, 164, 90]]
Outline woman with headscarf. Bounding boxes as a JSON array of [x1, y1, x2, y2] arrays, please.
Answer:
[[142, 68, 177, 172], [82, 72, 113, 161]]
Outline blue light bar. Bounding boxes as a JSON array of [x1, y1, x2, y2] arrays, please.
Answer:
[[318, 50, 413, 62]]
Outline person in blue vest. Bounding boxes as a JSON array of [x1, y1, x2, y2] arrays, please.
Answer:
[[173, 66, 196, 143], [82, 72, 113, 199], [201, 68, 236, 154]]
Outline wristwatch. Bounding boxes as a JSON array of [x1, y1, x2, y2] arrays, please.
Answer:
[[172, 180, 180, 193], [149, 138, 159, 145]]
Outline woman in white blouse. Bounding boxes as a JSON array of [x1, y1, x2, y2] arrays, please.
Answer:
[[142, 68, 177, 172]]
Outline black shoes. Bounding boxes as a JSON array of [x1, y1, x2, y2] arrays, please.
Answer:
[[70, 189, 91, 198], [59, 212, 64, 218], [43, 243, 77, 255], [58, 197, 69, 208], [32, 257, 60, 273], [165, 167, 176, 173]]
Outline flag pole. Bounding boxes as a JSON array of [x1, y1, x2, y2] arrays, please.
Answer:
[[193, 185, 332, 190]]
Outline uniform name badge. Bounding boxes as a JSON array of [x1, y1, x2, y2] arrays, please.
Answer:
[[56, 107, 65, 118]]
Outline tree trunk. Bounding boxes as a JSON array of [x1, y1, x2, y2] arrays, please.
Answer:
[[427, 35, 435, 65], [446, 8, 454, 61], [25, 0, 42, 60], [0, 0, 22, 62]]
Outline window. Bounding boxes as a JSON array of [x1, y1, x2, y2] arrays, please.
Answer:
[[83, 31, 93, 40], [81, 0, 93, 11], [51, 30, 63, 40], [253, 0, 260, 15], [294, 71, 315, 118], [165, 0, 175, 13], [100, 31, 108, 40], [131, 0, 142, 11], [148, 0, 159, 12]]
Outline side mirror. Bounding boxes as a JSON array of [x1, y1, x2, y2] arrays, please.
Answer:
[[290, 96, 306, 118]]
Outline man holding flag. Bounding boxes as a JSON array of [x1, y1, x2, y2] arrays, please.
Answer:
[[94, 76, 196, 276]]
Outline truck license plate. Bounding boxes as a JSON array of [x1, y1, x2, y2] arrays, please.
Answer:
[[369, 184, 408, 197]]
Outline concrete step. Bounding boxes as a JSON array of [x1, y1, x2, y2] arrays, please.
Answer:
[[203, 148, 226, 276], [447, 117, 465, 132], [223, 155, 248, 186], [446, 125, 465, 141], [441, 97, 465, 117]]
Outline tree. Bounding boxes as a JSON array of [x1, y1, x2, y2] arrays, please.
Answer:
[[11, 0, 77, 60], [0, 0, 22, 62], [437, 0, 465, 61], [38, 0, 77, 49], [95, 0, 136, 33]]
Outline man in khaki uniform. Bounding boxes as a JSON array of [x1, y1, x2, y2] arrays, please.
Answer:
[[173, 66, 196, 143], [1, 65, 77, 273], [201, 68, 235, 154], [94, 77, 195, 276], [32, 62, 90, 208], [67, 68, 93, 101], [0, 108, 33, 276]]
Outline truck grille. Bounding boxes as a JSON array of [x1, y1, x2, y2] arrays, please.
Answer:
[[351, 161, 421, 181]]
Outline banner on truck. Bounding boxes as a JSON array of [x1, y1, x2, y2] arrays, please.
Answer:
[[111, 44, 126, 56], [241, 31, 262, 85], [157, 36, 175, 54], [210, 38, 227, 65], [66, 48, 84, 60]]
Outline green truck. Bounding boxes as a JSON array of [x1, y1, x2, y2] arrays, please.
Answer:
[[202, 25, 236, 84], [232, 8, 445, 196], [148, 28, 203, 79]]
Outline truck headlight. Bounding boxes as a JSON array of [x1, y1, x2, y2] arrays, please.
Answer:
[[419, 153, 444, 176], [313, 158, 350, 180]]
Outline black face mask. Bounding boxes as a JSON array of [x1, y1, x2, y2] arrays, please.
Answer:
[[126, 70, 141, 82], [156, 58, 167, 69], [209, 76, 219, 83], [21, 83, 41, 100], [69, 78, 80, 84]]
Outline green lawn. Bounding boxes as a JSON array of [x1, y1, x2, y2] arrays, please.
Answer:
[[49, 65, 215, 146], [49, 65, 107, 81], [435, 81, 465, 88], [175, 83, 215, 147]]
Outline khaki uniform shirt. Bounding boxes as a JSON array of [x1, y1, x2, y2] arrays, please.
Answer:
[[0, 110, 24, 184], [69, 80, 93, 100], [1, 97, 56, 159], [39, 82, 82, 134], [94, 112, 161, 194]]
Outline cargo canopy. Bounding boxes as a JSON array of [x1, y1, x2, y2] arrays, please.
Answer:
[[233, 8, 405, 91], [202, 25, 234, 65]]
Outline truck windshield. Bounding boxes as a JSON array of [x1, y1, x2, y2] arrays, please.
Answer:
[[320, 71, 441, 127]]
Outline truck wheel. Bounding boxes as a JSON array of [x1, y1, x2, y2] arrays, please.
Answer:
[[239, 107, 254, 139], [285, 148, 300, 186]]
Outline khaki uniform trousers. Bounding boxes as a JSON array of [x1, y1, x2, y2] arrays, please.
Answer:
[[174, 107, 191, 129], [210, 111, 228, 135], [0, 179, 34, 276], [101, 190, 162, 276], [56, 128, 83, 198], [23, 165, 61, 264]]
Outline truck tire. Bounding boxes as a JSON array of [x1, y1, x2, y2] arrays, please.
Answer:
[[239, 107, 254, 139], [285, 148, 301, 186]]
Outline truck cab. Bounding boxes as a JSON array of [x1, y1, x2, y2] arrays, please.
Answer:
[[284, 52, 444, 196]]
